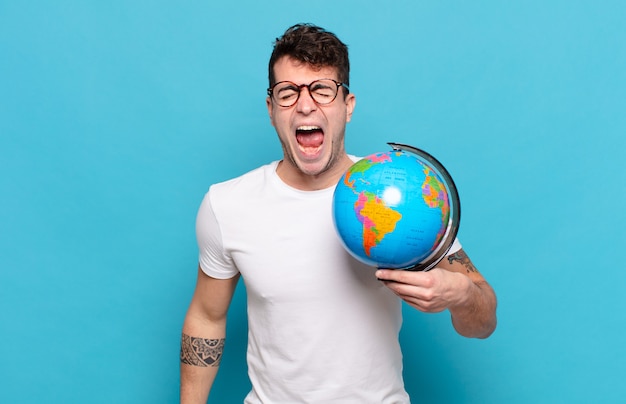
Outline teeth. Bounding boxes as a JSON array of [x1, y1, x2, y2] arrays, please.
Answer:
[[297, 126, 321, 131]]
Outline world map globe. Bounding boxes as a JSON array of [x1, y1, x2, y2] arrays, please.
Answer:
[[332, 143, 460, 271]]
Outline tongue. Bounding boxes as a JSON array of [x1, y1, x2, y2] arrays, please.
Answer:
[[296, 132, 324, 147]]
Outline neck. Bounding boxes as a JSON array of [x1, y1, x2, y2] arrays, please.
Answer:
[[276, 154, 354, 191]]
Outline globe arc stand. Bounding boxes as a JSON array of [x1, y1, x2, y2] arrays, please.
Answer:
[[388, 142, 461, 271]]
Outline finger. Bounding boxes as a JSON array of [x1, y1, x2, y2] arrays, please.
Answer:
[[376, 269, 409, 281], [376, 269, 433, 287], [382, 279, 428, 300], [393, 289, 447, 313], [381, 281, 444, 310]]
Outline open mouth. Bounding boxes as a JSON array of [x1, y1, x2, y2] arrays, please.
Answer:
[[296, 126, 324, 154]]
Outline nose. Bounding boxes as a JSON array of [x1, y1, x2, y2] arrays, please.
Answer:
[[295, 86, 317, 114]]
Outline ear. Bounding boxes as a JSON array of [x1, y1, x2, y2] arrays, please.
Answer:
[[266, 96, 275, 127], [345, 93, 356, 123]]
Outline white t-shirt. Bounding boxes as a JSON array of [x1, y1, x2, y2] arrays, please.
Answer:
[[196, 160, 461, 403]]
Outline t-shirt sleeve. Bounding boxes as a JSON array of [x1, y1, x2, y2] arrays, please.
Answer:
[[196, 190, 239, 279], [446, 237, 463, 255]]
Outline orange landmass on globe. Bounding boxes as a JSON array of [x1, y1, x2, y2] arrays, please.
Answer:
[[354, 191, 402, 256]]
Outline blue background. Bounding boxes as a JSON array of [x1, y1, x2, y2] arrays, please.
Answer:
[[1, 1, 624, 403]]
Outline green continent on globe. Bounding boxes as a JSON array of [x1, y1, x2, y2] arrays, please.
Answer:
[[342, 154, 392, 188], [354, 191, 402, 256], [421, 166, 450, 247]]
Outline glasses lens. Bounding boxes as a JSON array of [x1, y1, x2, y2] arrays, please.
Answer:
[[309, 80, 339, 105], [273, 82, 300, 106]]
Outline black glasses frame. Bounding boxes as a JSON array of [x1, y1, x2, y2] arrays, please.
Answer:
[[267, 79, 349, 107]]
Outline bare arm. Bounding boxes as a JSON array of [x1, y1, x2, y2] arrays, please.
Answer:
[[180, 266, 240, 403], [375, 249, 497, 338]]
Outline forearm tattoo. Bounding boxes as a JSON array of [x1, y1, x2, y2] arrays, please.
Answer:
[[180, 333, 225, 367], [447, 250, 478, 273]]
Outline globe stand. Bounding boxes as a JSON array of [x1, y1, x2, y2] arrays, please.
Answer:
[[387, 143, 461, 271]]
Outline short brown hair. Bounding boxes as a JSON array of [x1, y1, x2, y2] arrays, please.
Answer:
[[268, 23, 350, 87]]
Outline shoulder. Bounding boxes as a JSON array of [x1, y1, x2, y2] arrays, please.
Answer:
[[209, 161, 277, 197]]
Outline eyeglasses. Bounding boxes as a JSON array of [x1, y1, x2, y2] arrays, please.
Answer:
[[267, 79, 349, 107]]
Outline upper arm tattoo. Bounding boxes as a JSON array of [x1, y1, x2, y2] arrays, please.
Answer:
[[180, 333, 225, 367], [447, 250, 478, 273]]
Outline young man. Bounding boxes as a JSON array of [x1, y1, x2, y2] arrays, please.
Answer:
[[180, 23, 497, 403]]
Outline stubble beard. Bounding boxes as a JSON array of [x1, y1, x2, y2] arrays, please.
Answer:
[[280, 133, 347, 180]]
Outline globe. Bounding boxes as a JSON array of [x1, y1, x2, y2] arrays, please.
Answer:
[[332, 143, 460, 271]]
